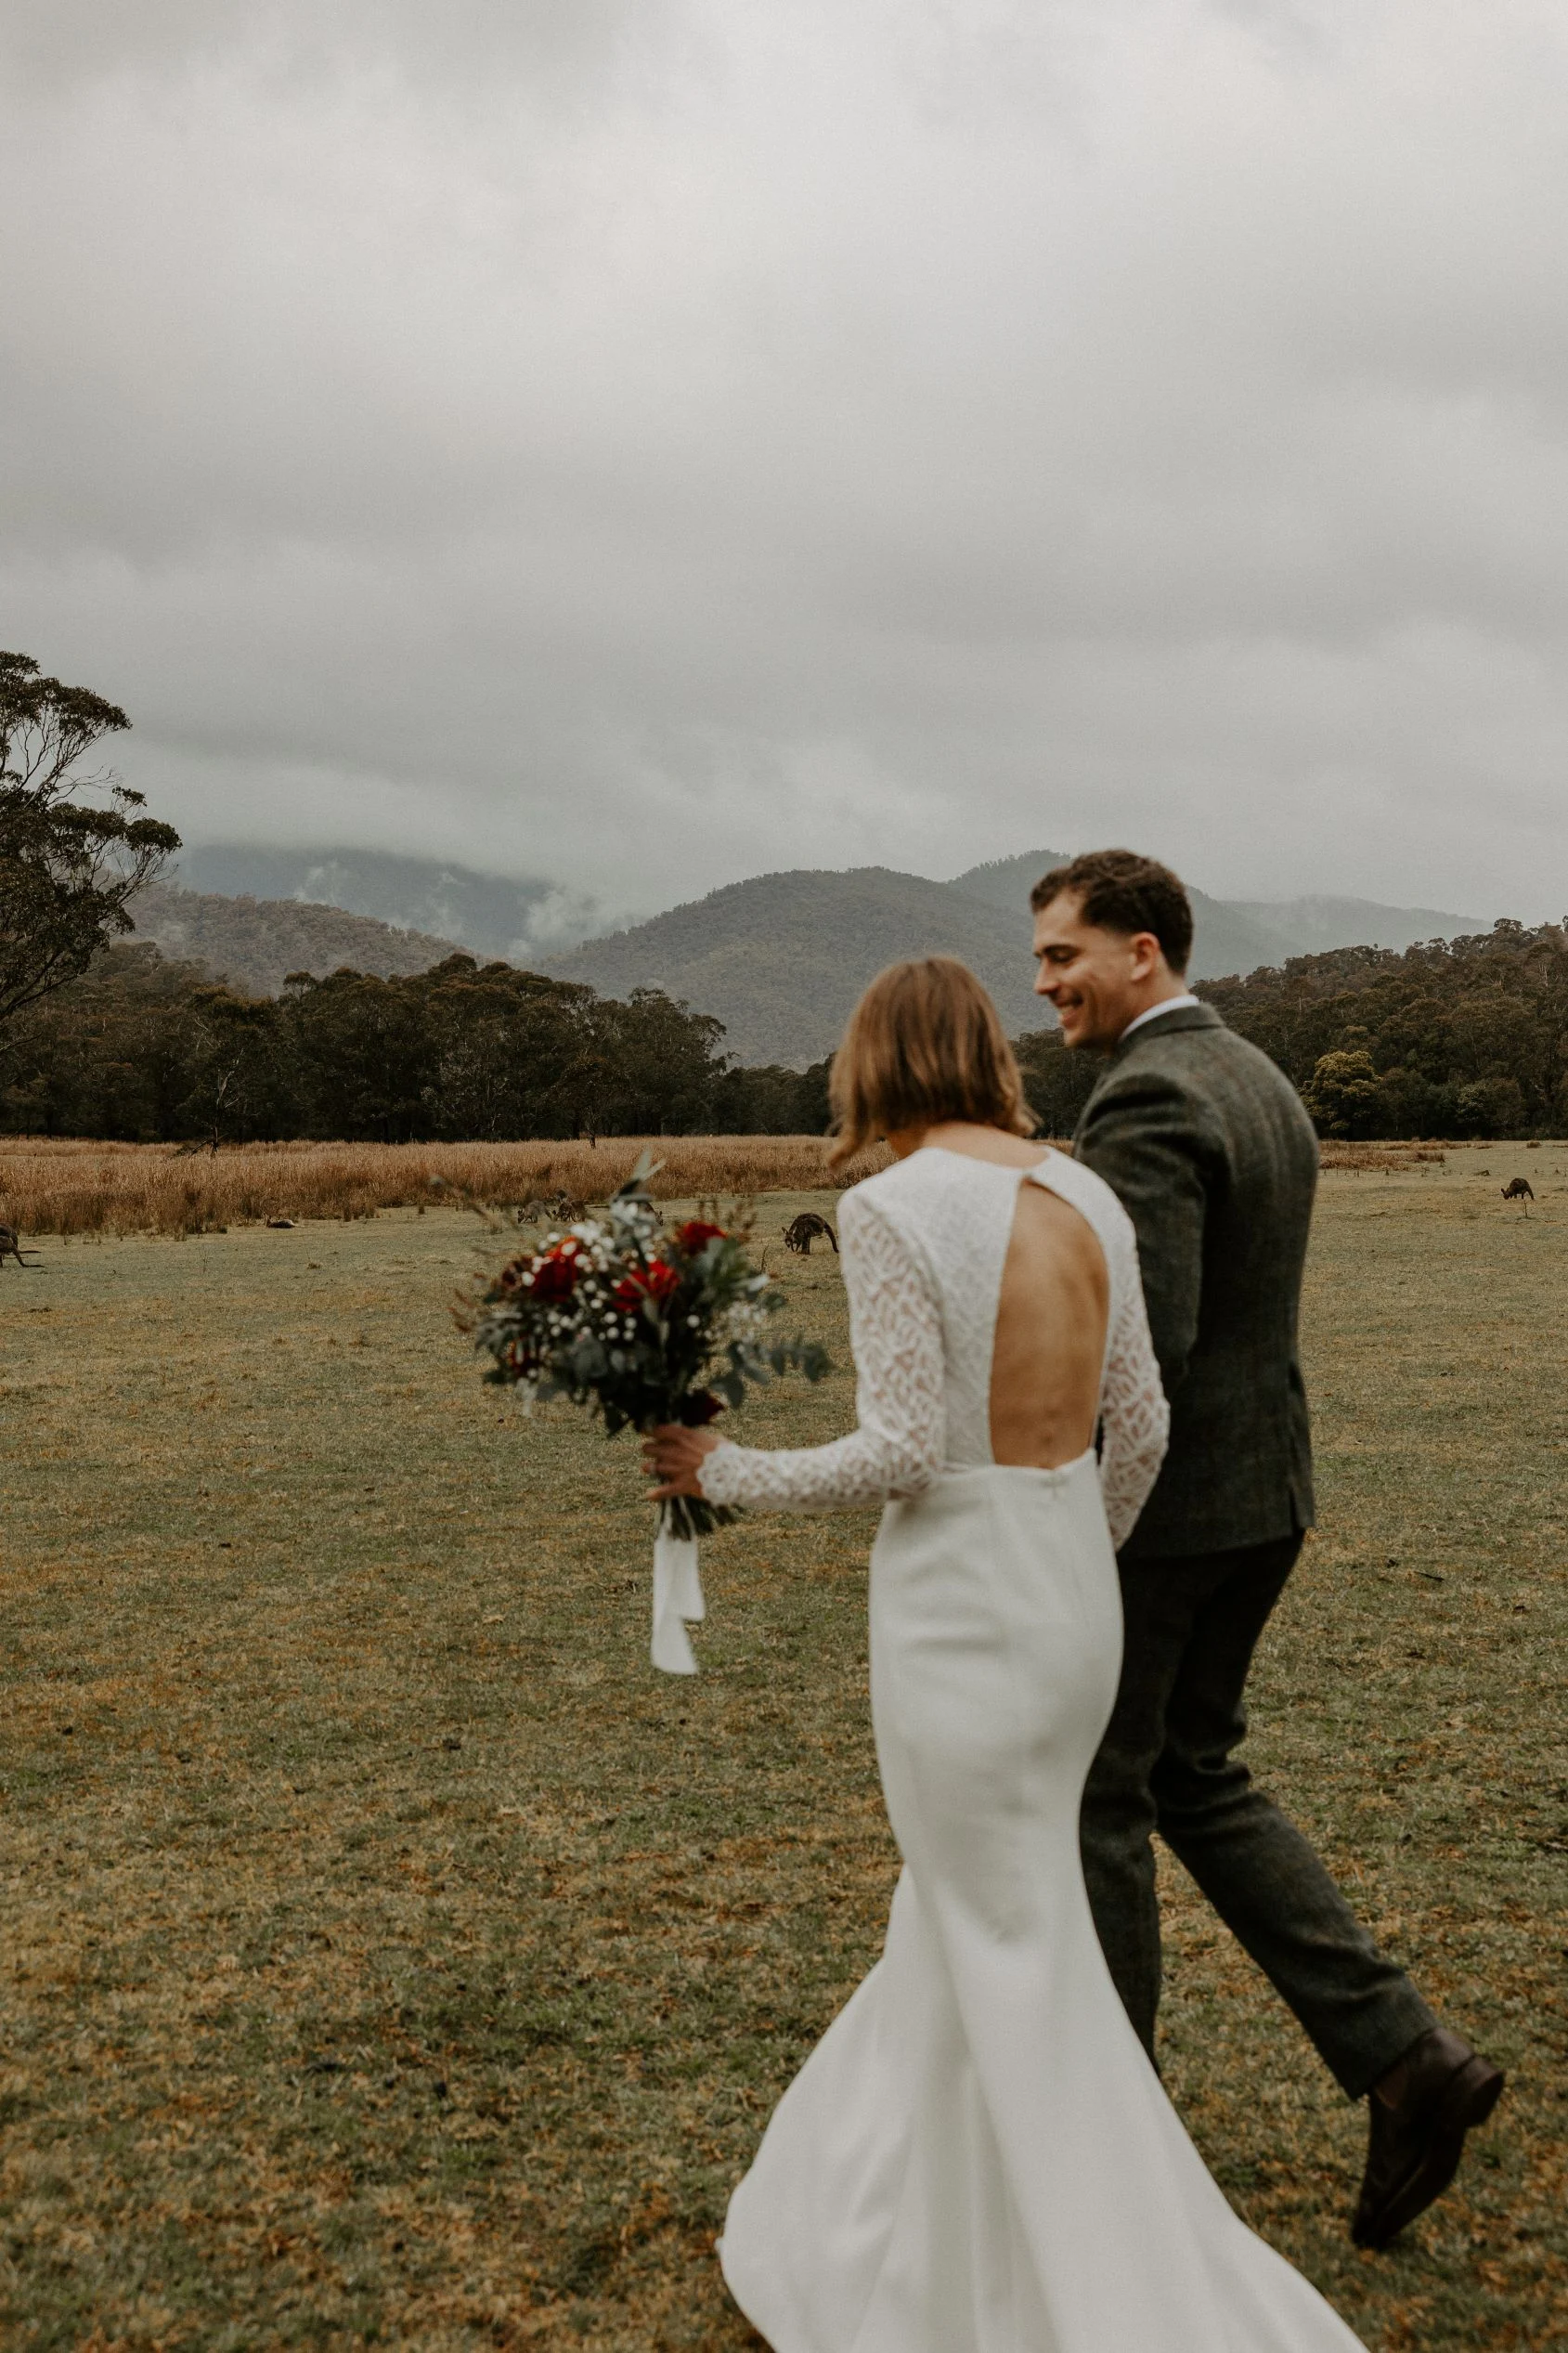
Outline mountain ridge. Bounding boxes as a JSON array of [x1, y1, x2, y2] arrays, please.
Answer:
[[540, 855, 1484, 1064], [130, 855, 1485, 1068]]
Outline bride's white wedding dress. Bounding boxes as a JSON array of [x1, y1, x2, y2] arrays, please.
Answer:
[[698, 1145, 1365, 2353]]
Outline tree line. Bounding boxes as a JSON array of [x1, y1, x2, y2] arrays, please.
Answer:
[[1017, 920, 1568, 1141], [6, 919, 1565, 1147], [0, 942, 832, 1144], [1200, 921, 1568, 1138]]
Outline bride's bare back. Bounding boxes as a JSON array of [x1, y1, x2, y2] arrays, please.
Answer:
[[911, 1122, 1109, 1471], [991, 1179, 1108, 1466]]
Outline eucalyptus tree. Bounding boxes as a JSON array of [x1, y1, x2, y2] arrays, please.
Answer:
[[0, 650, 180, 1022]]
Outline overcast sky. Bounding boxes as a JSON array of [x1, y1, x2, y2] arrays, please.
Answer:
[[4, 0, 1567, 927]]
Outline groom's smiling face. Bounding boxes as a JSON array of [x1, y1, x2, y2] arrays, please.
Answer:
[[1032, 891, 1169, 1050]]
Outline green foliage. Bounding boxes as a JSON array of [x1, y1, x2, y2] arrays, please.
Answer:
[[714, 1058, 833, 1134], [1301, 1049, 1384, 1139], [1012, 1026, 1100, 1138], [0, 938, 204, 1137], [0, 943, 831, 1144], [1202, 921, 1568, 1138], [0, 650, 180, 1022]]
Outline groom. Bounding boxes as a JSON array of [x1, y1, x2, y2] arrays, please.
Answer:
[[1030, 848, 1504, 2248]]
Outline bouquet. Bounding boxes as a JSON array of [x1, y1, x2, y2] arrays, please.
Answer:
[[471, 1153, 830, 1673]]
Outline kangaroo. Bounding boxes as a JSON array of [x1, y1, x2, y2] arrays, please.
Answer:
[[0, 1223, 40, 1268], [518, 1192, 584, 1227], [784, 1212, 839, 1256], [1501, 1177, 1535, 1203]]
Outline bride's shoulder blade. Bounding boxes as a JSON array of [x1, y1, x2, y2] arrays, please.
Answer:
[[844, 1145, 1018, 1221]]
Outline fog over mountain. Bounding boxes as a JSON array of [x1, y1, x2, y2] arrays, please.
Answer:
[[175, 847, 602, 960]]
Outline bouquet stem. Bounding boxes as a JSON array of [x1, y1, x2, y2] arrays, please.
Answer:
[[656, 1491, 738, 1544]]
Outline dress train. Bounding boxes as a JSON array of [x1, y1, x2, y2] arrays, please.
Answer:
[[719, 1465, 1364, 2353]]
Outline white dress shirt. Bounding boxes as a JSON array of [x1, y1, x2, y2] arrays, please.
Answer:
[[1119, 992, 1200, 1043]]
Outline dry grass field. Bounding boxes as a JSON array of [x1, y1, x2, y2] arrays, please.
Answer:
[[0, 1138, 893, 1240], [0, 1143, 1564, 2349]]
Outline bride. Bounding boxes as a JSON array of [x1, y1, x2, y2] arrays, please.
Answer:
[[645, 955, 1364, 2353]]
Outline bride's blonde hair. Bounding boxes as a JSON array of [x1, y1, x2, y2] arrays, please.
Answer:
[[828, 956, 1037, 1168]]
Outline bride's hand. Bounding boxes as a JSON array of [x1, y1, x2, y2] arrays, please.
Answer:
[[643, 1423, 720, 1500]]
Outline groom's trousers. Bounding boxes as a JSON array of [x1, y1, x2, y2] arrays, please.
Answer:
[[1079, 1532, 1437, 2100]]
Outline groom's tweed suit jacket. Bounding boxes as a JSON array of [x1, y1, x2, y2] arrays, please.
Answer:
[[1073, 1002, 1317, 1561]]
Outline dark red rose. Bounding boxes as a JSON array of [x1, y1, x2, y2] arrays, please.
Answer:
[[529, 1237, 585, 1301], [614, 1256, 680, 1311], [675, 1219, 725, 1254], [681, 1389, 723, 1425]]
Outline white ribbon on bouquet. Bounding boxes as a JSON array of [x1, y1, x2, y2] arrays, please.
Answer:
[[652, 1521, 706, 1675]]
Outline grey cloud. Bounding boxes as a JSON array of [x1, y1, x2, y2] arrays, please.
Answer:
[[2, 0, 1566, 924]]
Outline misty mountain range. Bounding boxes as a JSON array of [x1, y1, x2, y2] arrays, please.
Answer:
[[174, 846, 603, 959], [539, 851, 1483, 1063], [146, 844, 1483, 1068]]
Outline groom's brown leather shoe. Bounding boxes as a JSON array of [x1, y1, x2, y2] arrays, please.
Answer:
[[1352, 2027, 1505, 2249]]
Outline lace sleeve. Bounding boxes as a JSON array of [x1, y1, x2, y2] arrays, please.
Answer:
[[699, 1190, 944, 1513], [1096, 1209, 1170, 1551]]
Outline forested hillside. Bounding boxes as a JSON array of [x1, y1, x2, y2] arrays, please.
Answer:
[[544, 856, 1483, 1065], [130, 883, 464, 995], [541, 865, 1054, 1063], [1202, 922, 1568, 1138]]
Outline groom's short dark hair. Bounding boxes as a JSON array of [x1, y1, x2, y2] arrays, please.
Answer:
[[1030, 850, 1194, 975]]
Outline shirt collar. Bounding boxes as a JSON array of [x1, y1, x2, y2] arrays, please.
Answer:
[[1119, 992, 1201, 1044]]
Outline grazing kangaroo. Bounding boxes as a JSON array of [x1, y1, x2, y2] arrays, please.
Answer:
[[0, 1223, 39, 1268], [1501, 1176, 1535, 1203], [518, 1192, 584, 1227], [784, 1211, 838, 1255]]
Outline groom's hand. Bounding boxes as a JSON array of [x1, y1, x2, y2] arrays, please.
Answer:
[[643, 1423, 720, 1500]]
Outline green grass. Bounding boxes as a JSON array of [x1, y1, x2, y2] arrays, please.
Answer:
[[0, 1150, 1563, 2348]]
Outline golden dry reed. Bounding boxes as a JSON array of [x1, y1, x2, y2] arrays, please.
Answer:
[[0, 1135, 896, 1238], [0, 1131, 1423, 1237], [1316, 1142, 1447, 1173]]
